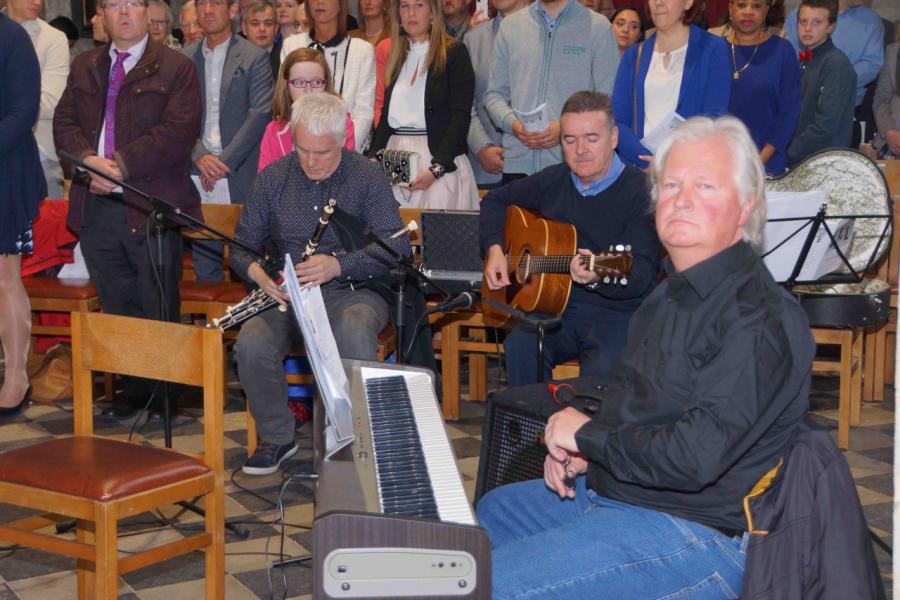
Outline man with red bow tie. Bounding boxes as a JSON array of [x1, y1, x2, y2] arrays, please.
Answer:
[[786, 0, 856, 166]]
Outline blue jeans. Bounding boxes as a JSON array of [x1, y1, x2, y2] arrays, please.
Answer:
[[505, 301, 631, 386], [476, 478, 748, 599]]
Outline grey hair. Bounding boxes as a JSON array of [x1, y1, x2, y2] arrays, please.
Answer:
[[148, 0, 174, 23], [242, 0, 275, 23], [290, 93, 347, 146], [649, 115, 767, 252], [180, 1, 196, 16]]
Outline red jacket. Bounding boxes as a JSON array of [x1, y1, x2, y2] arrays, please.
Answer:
[[54, 38, 202, 235]]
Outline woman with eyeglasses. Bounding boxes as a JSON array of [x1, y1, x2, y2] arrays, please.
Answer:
[[281, 0, 375, 152], [258, 48, 355, 171], [611, 0, 731, 168], [718, 0, 800, 175], [368, 0, 478, 210]]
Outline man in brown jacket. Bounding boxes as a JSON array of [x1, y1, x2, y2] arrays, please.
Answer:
[[53, 0, 202, 417]]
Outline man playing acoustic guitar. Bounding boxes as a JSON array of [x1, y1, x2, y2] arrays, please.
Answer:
[[480, 91, 661, 385]]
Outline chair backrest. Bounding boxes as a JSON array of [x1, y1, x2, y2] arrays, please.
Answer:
[[70, 312, 225, 473], [183, 204, 244, 240]]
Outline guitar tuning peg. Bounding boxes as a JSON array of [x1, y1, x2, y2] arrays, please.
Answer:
[[620, 277, 628, 286], [603, 276, 611, 284], [608, 245, 613, 251], [615, 244, 624, 252], [625, 244, 632, 251], [613, 277, 618, 284]]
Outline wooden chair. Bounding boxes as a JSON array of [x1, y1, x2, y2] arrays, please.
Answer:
[[0, 312, 225, 599], [180, 204, 246, 323]]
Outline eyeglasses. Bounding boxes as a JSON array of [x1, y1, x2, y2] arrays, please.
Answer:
[[195, 0, 226, 8], [149, 18, 170, 26], [288, 78, 326, 89], [102, 0, 144, 11]]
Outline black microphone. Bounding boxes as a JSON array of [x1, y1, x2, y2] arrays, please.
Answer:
[[430, 289, 480, 313]]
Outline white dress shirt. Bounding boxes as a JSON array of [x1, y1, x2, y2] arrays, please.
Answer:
[[21, 18, 69, 162], [202, 35, 231, 155]]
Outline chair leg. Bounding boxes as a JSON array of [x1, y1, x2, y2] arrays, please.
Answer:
[[93, 503, 118, 600], [246, 405, 257, 456], [467, 329, 487, 402], [838, 333, 851, 451], [863, 328, 877, 402], [850, 329, 863, 427], [76, 519, 95, 600], [441, 321, 461, 421], [204, 485, 226, 600]]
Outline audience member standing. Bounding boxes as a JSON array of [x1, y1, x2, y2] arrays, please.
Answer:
[[611, 0, 731, 168], [53, 0, 202, 417], [872, 42, 900, 158], [180, 1, 205, 44], [786, 0, 855, 166], [611, 6, 643, 55], [485, 0, 619, 181], [242, 0, 281, 77], [0, 13, 45, 418], [442, 0, 470, 40], [185, 0, 273, 281], [258, 48, 355, 171], [282, 0, 375, 152], [349, 0, 389, 46], [275, 0, 299, 41], [369, 0, 478, 209], [725, 0, 800, 175], [464, 0, 526, 188], [784, 0, 883, 120], [148, 0, 183, 48], [5, 0, 69, 198]]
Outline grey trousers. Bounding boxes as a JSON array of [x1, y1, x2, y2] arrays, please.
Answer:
[[235, 285, 390, 445]]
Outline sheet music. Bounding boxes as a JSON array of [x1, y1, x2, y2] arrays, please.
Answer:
[[641, 111, 685, 153], [190, 175, 231, 205], [514, 103, 549, 133], [283, 255, 355, 456], [762, 191, 855, 282]]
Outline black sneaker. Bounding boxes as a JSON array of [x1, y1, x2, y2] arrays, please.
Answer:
[[242, 439, 299, 476]]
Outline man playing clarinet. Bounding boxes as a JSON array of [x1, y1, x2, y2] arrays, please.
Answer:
[[232, 92, 409, 476]]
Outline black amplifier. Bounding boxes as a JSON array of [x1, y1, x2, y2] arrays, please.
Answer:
[[474, 377, 605, 504]]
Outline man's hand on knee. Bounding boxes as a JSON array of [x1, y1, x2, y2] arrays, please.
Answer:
[[544, 452, 587, 499]]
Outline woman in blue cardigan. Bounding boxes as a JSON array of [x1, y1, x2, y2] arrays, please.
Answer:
[[612, 0, 732, 168], [0, 13, 44, 417]]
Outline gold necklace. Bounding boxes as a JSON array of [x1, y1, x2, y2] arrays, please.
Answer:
[[730, 30, 763, 80]]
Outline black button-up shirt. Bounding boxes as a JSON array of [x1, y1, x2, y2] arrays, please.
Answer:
[[575, 241, 814, 532]]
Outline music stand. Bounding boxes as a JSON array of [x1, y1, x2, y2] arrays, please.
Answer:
[[483, 298, 563, 384]]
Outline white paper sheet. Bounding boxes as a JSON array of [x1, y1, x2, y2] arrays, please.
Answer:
[[514, 103, 549, 133], [283, 255, 354, 455], [640, 111, 685, 153], [762, 191, 855, 282], [190, 175, 231, 205]]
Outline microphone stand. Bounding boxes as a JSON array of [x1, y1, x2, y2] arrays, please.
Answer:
[[58, 150, 252, 540], [483, 298, 563, 384], [331, 207, 451, 365]]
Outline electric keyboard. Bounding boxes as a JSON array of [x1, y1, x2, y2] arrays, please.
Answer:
[[313, 360, 490, 599]]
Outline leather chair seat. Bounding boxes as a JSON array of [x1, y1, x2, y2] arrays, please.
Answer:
[[24, 277, 97, 300], [0, 437, 208, 501]]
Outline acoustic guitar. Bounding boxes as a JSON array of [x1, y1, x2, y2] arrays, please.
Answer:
[[481, 206, 633, 327]]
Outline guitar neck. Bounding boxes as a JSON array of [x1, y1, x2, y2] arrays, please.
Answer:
[[528, 255, 578, 274]]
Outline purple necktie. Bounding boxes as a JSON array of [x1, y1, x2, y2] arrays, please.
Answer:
[[103, 50, 130, 158]]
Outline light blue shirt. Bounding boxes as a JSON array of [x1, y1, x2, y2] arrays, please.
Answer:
[[570, 153, 625, 196], [539, 0, 569, 34], [785, 5, 884, 106]]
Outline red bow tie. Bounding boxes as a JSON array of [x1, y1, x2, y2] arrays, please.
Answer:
[[799, 50, 813, 62]]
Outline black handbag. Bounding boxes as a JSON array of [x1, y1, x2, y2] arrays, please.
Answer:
[[374, 149, 421, 187]]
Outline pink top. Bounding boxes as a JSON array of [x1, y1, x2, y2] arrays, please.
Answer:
[[257, 112, 356, 172]]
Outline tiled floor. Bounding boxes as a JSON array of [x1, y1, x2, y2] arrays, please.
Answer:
[[0, 367, 893, 599]]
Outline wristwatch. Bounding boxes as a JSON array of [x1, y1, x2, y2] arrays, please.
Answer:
[[429, 161, 446, 179]]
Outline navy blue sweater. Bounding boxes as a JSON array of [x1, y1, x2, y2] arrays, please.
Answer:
[[479, 163, 660, 314]]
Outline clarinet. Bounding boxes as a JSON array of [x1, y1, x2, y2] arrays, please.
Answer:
[[210, 199, 337, 331]]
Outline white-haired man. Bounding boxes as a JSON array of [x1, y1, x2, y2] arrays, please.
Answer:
[[231, 93, 409, 475], [476, 116, 816, 597], [179, 1, 204, 45]]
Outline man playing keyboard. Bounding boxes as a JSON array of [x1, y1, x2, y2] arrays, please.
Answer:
[[476, 116, 815, 598]]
